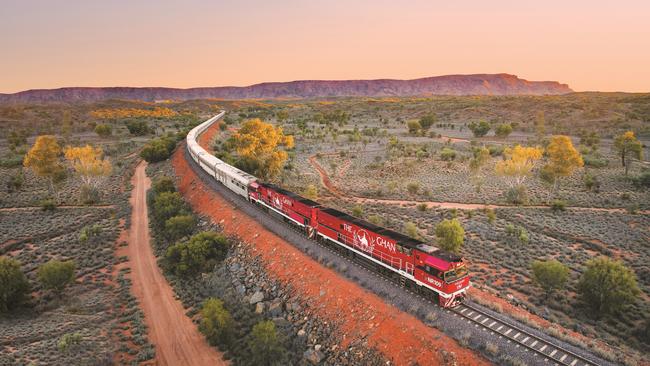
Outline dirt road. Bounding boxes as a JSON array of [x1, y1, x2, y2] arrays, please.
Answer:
[[127, 161, 226, 366]]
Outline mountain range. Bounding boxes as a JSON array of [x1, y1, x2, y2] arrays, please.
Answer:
[[0, 73, 572, 103]]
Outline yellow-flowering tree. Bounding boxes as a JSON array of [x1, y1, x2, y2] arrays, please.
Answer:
[[24, 135, 64, 195], [231, 119, 294, 179], [544, 135, 584, 189], [614, 131, 643, 176], [495, 145, 543, 187], [64, 145, 112, 188]]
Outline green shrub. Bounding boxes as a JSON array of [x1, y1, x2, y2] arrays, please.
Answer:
[[94, 124, 112, 137], [0, 153, 24, 168], [439, 147, 457, 161], [485, 208, 496, 224], [584, 172, 601, 192], [550, 199, 567, 212], [153, 191, 186, 224], [404, 221, 419, 239], [153, 176, 176, 194], [419, 114, 436, 130], [583, 153, 608, 168], [6, 172, 24, 193], [407, 120, 422, 134], [140, 137, 176, 163], [494, 123, 513, 138], [468, 120, 491, 137], [434, 219, 465, 253], [79, 184, 100, 204], [38, 260, 76, 295], [79, 224, 102, 242], [578, 257, 640, 316], [632, 170, 650, 188], [368, 215, 383, 225], [58, 332, 83, 352], [531, 260, 569, 294], [303, 184, 318, 200], [417, 203, 428, 212], [165, 232, 229, 276], [0, 257, 30, 312], [487, 145, 504, 156], [406, 182, 420, 194], [199, 298, 233, 346], [40, 199, 57, 211], [505, 185, 528, 205], [165, 215, 196, 241], [125, 120, 151, 136], [351, 205, 364, 217], [248, 321, 288, 366]]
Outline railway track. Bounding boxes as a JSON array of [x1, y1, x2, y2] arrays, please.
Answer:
[[185, 147, 607, 366], [451, 304, 599, 366]]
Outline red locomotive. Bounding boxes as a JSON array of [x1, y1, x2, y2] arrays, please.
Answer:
[[249, 182, 469, 307]]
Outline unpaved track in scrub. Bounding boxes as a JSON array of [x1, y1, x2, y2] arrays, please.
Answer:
[[126, 161, 226, 366], [308, 153, 650, 214]]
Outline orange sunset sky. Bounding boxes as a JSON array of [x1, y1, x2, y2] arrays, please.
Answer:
[[1, 0, 648, 93]]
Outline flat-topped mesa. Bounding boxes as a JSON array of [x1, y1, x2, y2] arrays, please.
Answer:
[[0, 73, 572, 103]]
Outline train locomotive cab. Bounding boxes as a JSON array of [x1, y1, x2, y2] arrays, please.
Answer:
[[413, 244, 470, 307]]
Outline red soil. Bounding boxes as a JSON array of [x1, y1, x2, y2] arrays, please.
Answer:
[[172, 147, 489, 366], [125, 161, 226, 366], [197, 120, 221, 154]]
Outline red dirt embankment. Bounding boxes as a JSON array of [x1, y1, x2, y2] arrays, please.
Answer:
[[126, 161, 226, 366], [197, 120, 220, 154], [172, 149, 489, 366]]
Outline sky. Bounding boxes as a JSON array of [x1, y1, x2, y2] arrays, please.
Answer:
[[1, 0, 649, 93]]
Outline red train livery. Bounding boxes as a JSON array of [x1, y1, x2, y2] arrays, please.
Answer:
[[249, 182, 470, 307]]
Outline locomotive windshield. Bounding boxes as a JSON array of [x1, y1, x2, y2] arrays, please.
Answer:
[[444, 264, 468, 283]]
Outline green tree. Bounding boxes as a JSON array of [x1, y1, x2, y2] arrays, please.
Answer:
[[577, 257, 640, 316], [531, 260, 569, 294], [434, 219, 465, 253], [494, 123, 513, 138], [407, 120, 422, 134], [614, 131, 643, 176], [153, 191, 185, 223], [152, 176, 176, 194], [468, 120, 491, 137], [165, 215, 196, 241], [199, 298, 233, 346], [0, 257, 30, 312], [37, 259, 76, 295], [248, 320, 288, 366], [419, 114, 436, 130], [165, 232, 229, 276], [94, 124, 112, 137], [140, 137, 176, 163]]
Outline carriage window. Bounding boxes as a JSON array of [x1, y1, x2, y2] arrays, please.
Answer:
[[444, 265, 468, 283]]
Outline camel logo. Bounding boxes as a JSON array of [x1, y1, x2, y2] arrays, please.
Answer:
[[273, 196, 282, 208], [355, 229, 373, 253]]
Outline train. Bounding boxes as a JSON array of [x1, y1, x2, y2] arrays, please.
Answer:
[[186, 113, 470, 307]]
